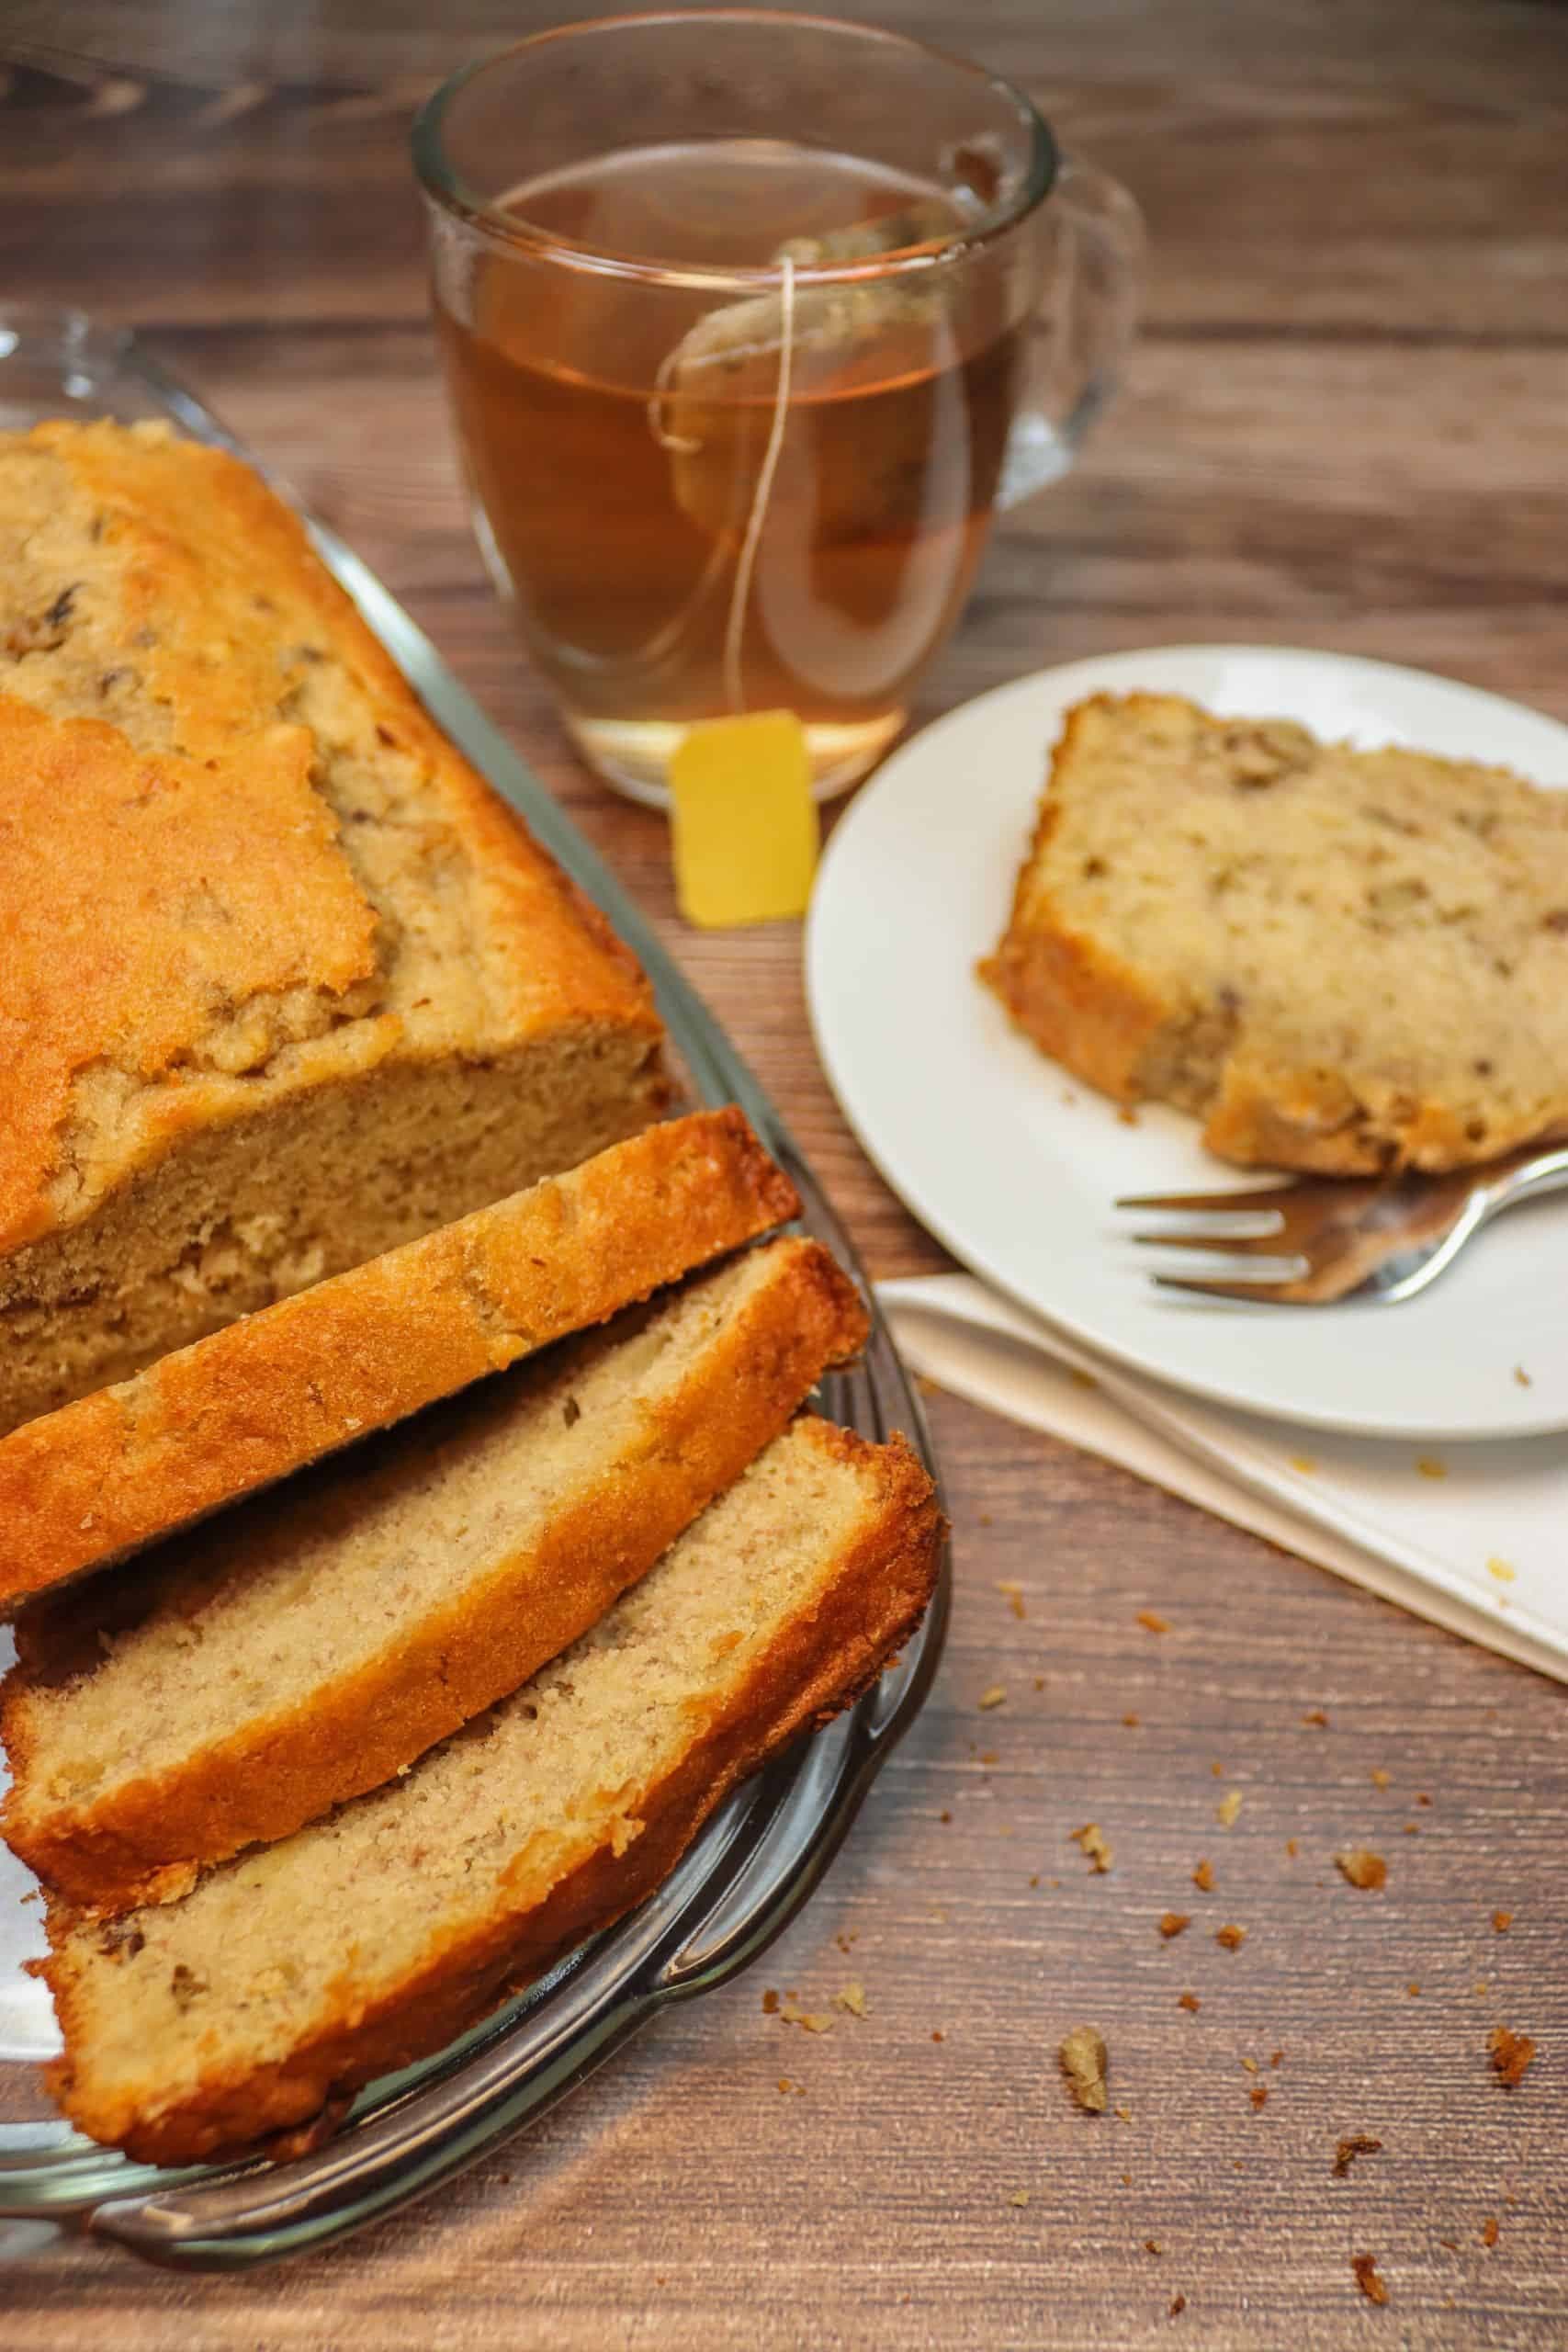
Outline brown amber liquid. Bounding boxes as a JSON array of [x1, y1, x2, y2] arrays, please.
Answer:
[[436, 141, 1023, 795]]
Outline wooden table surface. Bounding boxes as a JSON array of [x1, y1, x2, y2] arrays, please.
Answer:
[[6, 3, 1567, 2343]]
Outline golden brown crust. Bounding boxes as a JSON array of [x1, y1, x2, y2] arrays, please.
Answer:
[[0, 1111, 797, 1611], [0, 695, 387, 1253], [0, 420, 664, 1258], [4, 1239, 868, 1911], [1196, 1057, 1556, 1176], [979, 697, 1175, 1103], [40, 1424, 942, 2164]]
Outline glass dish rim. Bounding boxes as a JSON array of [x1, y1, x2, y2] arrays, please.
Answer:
[[410, 6, 1057, 293]]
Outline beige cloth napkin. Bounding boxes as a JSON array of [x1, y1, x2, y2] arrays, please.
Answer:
[[877, 1274, 1568, 1685]]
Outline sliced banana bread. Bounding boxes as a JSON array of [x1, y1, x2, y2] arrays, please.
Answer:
[[3, 1236, 865, 1910], [981, 692, 1568, 1172], [0, 1109, 796, 1611], [41, 1417, 942, 2165], [0, 419, 666, 1433]]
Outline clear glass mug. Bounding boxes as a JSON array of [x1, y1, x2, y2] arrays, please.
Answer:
[[414, 10, 1142, 806]]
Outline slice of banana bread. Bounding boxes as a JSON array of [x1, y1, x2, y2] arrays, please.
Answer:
[[981, 692, 1568, 1172], [0, 420, 666, 1434], [0, 1109, 797, 1611], [40, 1416, 942, 2165], [3, 1236, 866, 1910]]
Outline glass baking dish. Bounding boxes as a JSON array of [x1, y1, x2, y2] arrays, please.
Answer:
[[0, 306, 949, 2272]]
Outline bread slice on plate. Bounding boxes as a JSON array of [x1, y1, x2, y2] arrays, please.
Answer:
[[0, 419, 667, 1436], [3, 1236, 865, 1911], [981, 691, 1568, 1172], [40, 1416, 942, 2165], [0, 1109, 797, 1612]]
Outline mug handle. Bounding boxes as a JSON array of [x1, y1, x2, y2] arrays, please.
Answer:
[[997, 153, 1145, 509]]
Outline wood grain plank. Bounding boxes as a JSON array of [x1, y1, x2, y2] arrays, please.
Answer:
[[2, 17, 1566, 337]]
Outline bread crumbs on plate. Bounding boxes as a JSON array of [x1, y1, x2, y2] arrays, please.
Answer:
[[1334, 2135, 1382, 2177], [1216, 1790, 1243, 1828], [1336, 1848, 1387, 1891], [1158, 1912, 1190, 1939], [1494, 1910, 1513, 1933], [1008, 2189, 1030, 2208], [1136, 1610, 1170, 1634], [1178, 1992, 1201, 2013], [1352, 2254, 1389, 2307], [833, 1982, 869, 2018], [1487, 1556, 1517, 1583], [1215, 1924, 1247, 1951], [1249, 2086, 1269, 2110], [1192, 1859, 1215, 1892], [1059, 2025, 1109, 2112], [1489, 2025, 1536, 2087], [978, 1683, 1008, 1710], [1482, 2215, 1499, 2247]]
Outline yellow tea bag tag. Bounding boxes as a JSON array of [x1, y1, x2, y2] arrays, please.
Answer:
[[670, 711, 819, 930]]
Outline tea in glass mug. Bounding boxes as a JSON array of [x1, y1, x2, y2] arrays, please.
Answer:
[[415, 11, 1141, 804]]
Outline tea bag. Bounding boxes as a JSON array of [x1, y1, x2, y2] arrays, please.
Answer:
[[650, 198, 966, 546]]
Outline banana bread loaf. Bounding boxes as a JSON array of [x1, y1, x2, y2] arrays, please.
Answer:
[[981, 691, 1568, 1172], [0, 418, 666, 1433], [40, 1416, 942, 2164], [3, 1236, 866, 1909], [0, 1109, 796, 1611]]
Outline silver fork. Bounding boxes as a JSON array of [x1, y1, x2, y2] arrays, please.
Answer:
[[1118, 1142, 1568, 1305]]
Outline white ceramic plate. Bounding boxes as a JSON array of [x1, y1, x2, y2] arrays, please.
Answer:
[[807, 645, 1568, 1441]]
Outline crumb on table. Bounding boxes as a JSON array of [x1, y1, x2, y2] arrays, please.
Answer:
[[1352, 2254, 1389, 2307], [1489, 2025, 1537, 2088], [1059, 2025, 1109, 2113], [1071, 1823, 1113, 1874]]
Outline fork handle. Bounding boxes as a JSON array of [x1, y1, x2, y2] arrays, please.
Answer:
[[1480, 1143, 1568, 1211]]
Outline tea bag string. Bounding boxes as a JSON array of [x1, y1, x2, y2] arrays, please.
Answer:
[[723, 252, 795, 715]]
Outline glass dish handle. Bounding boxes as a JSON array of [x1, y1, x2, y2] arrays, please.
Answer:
[[998, 153, 1145, 508]]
